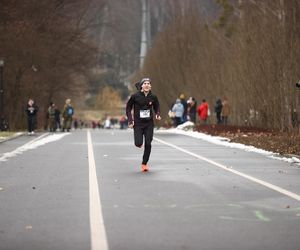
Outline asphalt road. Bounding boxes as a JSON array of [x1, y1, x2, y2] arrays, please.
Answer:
[[0, 129, 299, 250]]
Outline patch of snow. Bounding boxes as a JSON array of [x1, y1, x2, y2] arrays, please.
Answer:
[[176, 121, 195, 130], [0, 133, 68, 162], [156, 127, 298, 164]]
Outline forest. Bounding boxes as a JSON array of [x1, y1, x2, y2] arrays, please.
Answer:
[[141, 0, 300, 132], [0, 0, 299, 132]]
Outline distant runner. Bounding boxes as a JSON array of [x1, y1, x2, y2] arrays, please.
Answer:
[[126, 78, 161, 172]]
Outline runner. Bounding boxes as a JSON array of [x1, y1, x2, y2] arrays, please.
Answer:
[[126, 77, 161, 172]]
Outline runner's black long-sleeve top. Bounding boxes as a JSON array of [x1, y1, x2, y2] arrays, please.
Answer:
[[126, 91, 160, 125]]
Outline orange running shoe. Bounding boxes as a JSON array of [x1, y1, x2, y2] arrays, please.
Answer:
[[141, 164, 149, 172]]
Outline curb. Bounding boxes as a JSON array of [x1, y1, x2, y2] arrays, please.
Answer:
[[283, 153, 300, 158], [0, 132, 24, 143]]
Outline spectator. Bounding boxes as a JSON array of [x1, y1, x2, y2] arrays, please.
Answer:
[[179, 94, 188, 123], [73, 118, 78, 129], [104, 116, 111, 129], [214, 98, 223, 124], [187, 97, 197, 123], [62, 98, 74, 132], [54, 106, 61, 131], [79, 119, 84, 129], [92, 120, 97, 129], [197, 99, 209, 124], [221, 98, 230, 125], [25, 98, 39, 135], [168, 101, 176, 127], [172, 98, 184, 127], [120, 116, 127, 129], [0, 116, 8, 131], [47, 102, 56, 132]]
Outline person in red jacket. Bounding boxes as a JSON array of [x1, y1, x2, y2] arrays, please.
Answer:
[[197, 99, 209, 123]]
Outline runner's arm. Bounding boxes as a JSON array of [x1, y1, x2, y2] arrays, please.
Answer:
[[153, 96, 161, 120], [126, 96, 134, 125]]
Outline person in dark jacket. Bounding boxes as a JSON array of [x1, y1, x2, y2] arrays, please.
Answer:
[[187, 97, 197, 123], [54, 106, 61, 131], [214, 98, 223, 124], [126, 77, 161, 172], [25, 98, 39, 134]]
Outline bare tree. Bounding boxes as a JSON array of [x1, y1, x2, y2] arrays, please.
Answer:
[[142, 0, 300, 132], [0, 0, 105, 129]]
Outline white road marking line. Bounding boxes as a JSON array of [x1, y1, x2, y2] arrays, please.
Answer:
[[87, 130, 108, 250], [154, 137, 300, 202], [25, 133, 50, 145], [0, 133, 49, 162]]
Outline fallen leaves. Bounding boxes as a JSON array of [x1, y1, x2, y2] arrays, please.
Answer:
[[194, 125, 300, 156]]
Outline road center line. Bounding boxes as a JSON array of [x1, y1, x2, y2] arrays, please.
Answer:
[[87, 130, 108, 250], [154, 137, 300, 202]]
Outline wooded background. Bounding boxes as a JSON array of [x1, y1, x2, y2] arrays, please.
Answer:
[[0, 0, 103, 128], [141, 0, 300, 132], [0, 0, 299, 132]]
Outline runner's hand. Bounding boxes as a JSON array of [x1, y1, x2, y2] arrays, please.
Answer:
[[129, 121, 134, 128], [155, 114, 161, 120]]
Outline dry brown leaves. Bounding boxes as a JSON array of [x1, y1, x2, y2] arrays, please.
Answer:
[[194, 125, 300, 156]]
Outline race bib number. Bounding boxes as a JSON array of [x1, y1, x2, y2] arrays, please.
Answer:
[[140, 109, 150, 118]]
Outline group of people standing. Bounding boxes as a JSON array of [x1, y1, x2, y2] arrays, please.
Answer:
[[170, 95, 230, 126], [170, 94, 197, 126], [47, 98, 74, 132], [25, 98, 74, 134]]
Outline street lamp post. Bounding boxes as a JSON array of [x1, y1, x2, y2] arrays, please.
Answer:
[[0, 59, 7, 131]]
